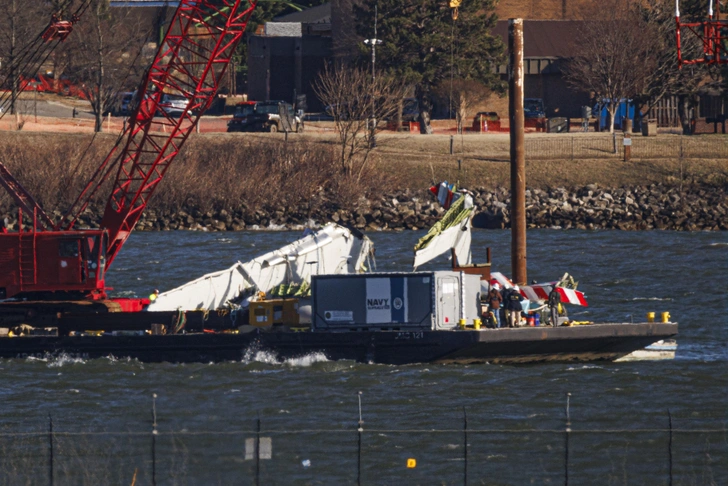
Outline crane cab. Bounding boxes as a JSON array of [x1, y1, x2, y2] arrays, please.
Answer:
[[0, 230, 108, 299]]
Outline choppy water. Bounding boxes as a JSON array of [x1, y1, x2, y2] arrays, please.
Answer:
[[0, 229, 726, 485]]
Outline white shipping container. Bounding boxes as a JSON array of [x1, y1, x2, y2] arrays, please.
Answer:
[[312, 271, 481, 331]]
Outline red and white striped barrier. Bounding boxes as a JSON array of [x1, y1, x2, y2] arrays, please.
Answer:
[[554, 287, 589, 307], [490, 272, 588, 307]]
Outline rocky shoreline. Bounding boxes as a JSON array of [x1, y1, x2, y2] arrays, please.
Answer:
[[5, 183, 726, 232]]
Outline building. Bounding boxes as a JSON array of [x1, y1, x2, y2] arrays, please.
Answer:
[[246, 3, 332, 112], [492, 20, 589, 118]]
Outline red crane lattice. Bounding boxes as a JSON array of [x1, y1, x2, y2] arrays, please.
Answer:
[[676, 0, 728, 66], [59, 0, 257, 267]]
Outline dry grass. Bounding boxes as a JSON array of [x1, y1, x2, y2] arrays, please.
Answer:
[[0, 130, 724, 220], [0, 131, 401, 218]]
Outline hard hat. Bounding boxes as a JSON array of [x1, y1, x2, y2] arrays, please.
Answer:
[[493, 283, 500, 290], [513, 285, 520, 291]]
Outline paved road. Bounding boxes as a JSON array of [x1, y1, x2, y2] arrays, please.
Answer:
[[6, 98, 95, 119]]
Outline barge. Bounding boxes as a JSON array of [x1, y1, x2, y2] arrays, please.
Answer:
[[2, 316, 677, 365], [0, 205, 678, 365]]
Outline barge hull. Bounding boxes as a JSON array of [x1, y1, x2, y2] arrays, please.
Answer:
[[0, 322, 677, 365]]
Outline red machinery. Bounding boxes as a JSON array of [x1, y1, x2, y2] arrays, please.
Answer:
[[42, 14, 81, 42], [0, 0, 258, 301], [676, 0, 728, 66]]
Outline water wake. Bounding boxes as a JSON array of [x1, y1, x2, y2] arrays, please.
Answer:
[[46, 353, 88, 368], [242, 346, 329, 367]]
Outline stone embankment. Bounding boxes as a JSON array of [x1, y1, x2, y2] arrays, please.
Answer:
[[8, 184, 725, 232]]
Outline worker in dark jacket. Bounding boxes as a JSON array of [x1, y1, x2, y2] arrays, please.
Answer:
[[505, 285, 525, 328], [548, 287, 562, 327], [488, 284, 503, 328]]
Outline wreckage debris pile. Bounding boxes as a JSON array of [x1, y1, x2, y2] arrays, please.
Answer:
[[4, 183, 725, 232]]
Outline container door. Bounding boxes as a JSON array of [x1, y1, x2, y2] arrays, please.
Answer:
[[437, 276, 459, 329]]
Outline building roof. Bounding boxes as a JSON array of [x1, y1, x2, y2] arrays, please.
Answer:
[[274, 3, 331, 24], [492, 20, 581, 58]]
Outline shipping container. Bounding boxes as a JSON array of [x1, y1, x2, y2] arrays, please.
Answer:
[[311, 272, 481, 331]]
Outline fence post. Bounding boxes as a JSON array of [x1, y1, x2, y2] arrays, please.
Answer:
[[668, 409, 673, 486], [571, 136, 574, 160], [679, 135, 684, 158], [463, 407, 468, 486], [48, 413, 53, 486], [152, 393, 157, 486], [564, 392, 571, 486], [255, 416, 261, 486], [450, 135, 454, 155], [612, 132, 617, 154], [357, 391, 363, 486]]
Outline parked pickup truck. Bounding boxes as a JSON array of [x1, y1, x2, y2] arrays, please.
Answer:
[[227, 100, 303, 133]]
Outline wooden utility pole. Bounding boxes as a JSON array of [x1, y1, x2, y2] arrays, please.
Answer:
[[509, 18, 527, 285]]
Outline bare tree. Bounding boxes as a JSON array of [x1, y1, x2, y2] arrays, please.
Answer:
[[314, 64, 408, 180], [72, 1, 149, 132], [634, 0, 713, 134], [565, 0, 660, 133], [436, 78, 492, 133], [0, 0, 45, 121]]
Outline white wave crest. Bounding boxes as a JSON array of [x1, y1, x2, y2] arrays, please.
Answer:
[[284, 352, 329, 367], [567, 364, 605, 371], [630, 297, 673, 301], [47, 353, 87, 368], [243, 348, 280, 364], [242, 345, 328, 367]]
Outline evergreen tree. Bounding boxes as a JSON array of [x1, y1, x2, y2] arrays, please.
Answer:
[[354, 0, 505, 133]]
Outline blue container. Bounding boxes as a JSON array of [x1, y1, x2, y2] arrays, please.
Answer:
[[534, 313, 540, 327]]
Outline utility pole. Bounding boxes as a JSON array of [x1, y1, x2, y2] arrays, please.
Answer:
[[508, 18, 527, 285], [449, 1, 461, 123], [364, 3, 381, 148]]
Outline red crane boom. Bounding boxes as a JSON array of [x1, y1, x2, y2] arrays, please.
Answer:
[[0, 0, 257, 300]]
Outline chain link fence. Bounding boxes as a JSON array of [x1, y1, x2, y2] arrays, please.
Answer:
[[0, 409, 724, 485], [525, 135, 728, 160]]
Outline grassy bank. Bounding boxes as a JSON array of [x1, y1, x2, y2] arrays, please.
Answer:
[[0, 130, 725, 217]]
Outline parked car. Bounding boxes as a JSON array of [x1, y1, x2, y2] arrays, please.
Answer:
[[524, 98, 546, 131], [113, 92, 134, 116], [158, 93, 188, 117], [227, 100, 303, 133], [401, 98, 419, 122], [524, 98, 546, 118]]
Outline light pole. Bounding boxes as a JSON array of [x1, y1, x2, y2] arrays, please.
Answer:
[[363, 4, 382, 147]]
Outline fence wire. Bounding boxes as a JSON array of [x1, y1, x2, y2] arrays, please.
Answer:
[[0, 422, 725, 485], [525, 135, 728, 160]]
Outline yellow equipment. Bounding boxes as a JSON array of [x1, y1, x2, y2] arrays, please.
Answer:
[[249, 299, 300, 327]]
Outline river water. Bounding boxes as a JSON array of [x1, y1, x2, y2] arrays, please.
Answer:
[[1, 229, 726, 485]]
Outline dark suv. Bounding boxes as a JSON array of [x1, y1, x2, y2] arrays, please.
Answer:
[[227, 101, 303, 133]]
